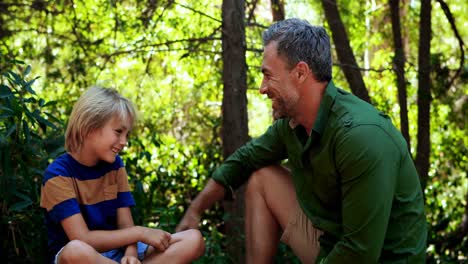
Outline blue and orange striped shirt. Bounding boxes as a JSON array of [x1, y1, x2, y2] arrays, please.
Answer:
[[40, 153, 135, 259]]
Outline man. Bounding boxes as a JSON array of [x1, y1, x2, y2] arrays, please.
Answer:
[[176, 18, 427, 263]]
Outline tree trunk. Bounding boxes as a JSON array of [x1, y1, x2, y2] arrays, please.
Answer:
[[222, 0, 249, 262], [320, 0, 370, 103], [415, 0, 431, 191], [389, 0, 411, 153], [270, 0, 285, 21]]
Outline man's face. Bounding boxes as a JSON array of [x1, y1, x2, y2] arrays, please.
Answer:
[[260, 42, 300, 120]]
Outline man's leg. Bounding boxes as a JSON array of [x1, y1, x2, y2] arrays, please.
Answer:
[[57, 240, 117, 264], [245, 165, 300, 264]]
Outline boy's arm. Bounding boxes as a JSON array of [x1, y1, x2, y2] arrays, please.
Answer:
[[61, 212, 171, 253], [117, 207, 138, 260]]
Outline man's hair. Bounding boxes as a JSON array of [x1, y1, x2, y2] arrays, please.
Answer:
[[262, 18, 332, 82], [65, 86, 137, 152]]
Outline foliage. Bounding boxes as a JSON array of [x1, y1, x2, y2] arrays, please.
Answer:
[[0, 56, 64, 263], [0, 0, 466, 263]]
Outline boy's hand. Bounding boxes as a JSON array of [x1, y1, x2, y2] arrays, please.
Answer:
[[140, 227, 172, 252], [121, 255, 141, 264]]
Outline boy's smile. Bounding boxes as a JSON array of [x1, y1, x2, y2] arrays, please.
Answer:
[[72, 115, 130, 167]]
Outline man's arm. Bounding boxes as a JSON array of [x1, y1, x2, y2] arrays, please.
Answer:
[[176, 179, 225, 232], [176, 120, 289, 232]]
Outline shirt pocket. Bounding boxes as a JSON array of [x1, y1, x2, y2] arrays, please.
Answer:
[[103, 184, 118, 200]]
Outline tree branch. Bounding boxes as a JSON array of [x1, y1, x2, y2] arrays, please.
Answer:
[[99, 36, 221, 71], [174, 1, 222, 23], [434, 0, 465, 91], [389, 0, 411, 152], [246, 0, 259, 25], [333, 62, 393, 73]]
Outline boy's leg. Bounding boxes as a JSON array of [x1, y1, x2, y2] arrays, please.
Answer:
[[244, 165, 321, 264], [56, 240, 117, 264], [142, 229, 204, 264]]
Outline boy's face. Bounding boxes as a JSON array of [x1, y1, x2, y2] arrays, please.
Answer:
[[84, 115, 131, 165]]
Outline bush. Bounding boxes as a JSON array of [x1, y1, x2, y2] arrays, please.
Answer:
[[0, 56, 64, 263]]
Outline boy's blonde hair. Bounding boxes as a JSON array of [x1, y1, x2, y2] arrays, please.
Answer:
[[65, 86, 137, 152]]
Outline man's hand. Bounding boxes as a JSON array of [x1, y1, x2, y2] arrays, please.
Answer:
[[175, 179, 226, 232], [121, 255, 141, 264], [175, 208, 201, 232], [139, 227, 172, 252]]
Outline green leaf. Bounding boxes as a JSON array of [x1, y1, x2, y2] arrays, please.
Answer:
[[0, 113, 14, 119], [10, 200, 32, 212], [30, 167, 44, 175], [43, 100, 58, 107], [0, 84, 13, 98], [23, 120, 31, 143], [33, 110, 57, 129], [10, 59, 25, 65], [6, 70, 22, 85], [0, 105, 14, 113], [14, 191, 32, 202], [45, 112, 62, 124], [24, 77, 38, 95], [48, 146, 65, 159], [23, 110, 35, 126], [23, 97, 36, 103], [23, 65, 31, 76], [5, 124, 17, 138], [9, 191, 33, 212]]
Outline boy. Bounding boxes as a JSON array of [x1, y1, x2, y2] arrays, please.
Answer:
[[41, 87, 204, 264]]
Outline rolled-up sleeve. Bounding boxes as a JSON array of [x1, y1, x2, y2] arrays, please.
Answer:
[[212, 120, 288, 192]]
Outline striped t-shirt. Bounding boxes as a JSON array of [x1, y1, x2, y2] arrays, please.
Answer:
[[40, 153, 135, 259]]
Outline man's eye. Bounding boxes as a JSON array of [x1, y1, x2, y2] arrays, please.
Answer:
[[115, 129, 122, 134]]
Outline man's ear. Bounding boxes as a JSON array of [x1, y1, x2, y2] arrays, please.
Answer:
[[295, 61, 310, 82]]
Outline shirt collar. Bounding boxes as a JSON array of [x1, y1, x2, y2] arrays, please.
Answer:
[[288, 81, 337, 136]]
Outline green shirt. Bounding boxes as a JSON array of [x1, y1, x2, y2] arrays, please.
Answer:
[[212, 81, 427, 263]]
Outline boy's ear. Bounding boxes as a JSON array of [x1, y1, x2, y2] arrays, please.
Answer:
[[80, 130, 90, 141]]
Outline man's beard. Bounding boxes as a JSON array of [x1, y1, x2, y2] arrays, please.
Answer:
[[272, 98, 288, 120]]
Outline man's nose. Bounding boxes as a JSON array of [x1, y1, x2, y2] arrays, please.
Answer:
[[259, 82, 267, 94]]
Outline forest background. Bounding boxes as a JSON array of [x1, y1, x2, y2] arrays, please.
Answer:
[[0, 0, 466, 263]]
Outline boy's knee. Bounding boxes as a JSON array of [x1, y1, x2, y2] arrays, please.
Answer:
[[186, 229, 205, 259], [58, 240, 95, 264]]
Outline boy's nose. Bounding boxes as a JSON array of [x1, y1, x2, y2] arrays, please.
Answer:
[[119, 136, 128, 146]]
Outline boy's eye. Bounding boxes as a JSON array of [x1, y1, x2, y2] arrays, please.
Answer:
[[115, 129, 122, 134]]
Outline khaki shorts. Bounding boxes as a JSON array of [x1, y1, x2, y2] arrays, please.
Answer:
[[280, 205, 323, 264]]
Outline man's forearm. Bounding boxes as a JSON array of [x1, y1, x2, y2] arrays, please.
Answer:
[[189, 179, 226, 214], [177, 178, 227, 232]]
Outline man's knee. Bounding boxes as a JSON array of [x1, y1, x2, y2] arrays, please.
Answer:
[[246, 165, 285, 196], [58, 240, 95, 264]]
